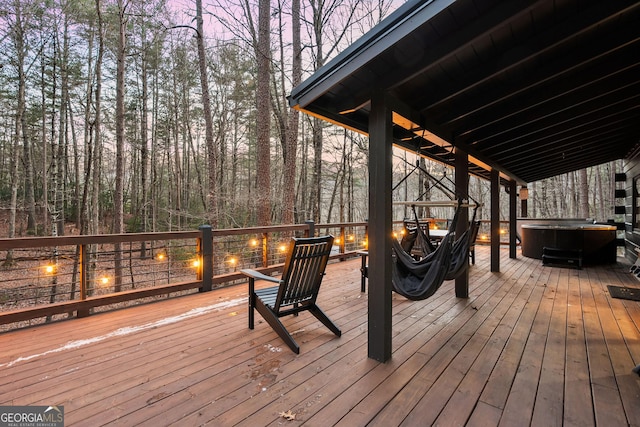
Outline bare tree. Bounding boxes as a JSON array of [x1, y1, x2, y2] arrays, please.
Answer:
[[91, 0, 104, 237], [196, 0, 219, 227], [304, 0, 366, 222], [112, 0, 128, 292], [579, 168, 589, 218], [5, 0, 30, 263], [255, 0, 271, 226], [282, 0, 300, 225]]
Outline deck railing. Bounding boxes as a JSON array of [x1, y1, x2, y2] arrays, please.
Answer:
[[0, 222, 367, 330], [0, 218, 513, 330]]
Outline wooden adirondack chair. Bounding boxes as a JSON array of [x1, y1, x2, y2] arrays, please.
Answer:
[[241, 235, 341, 354]]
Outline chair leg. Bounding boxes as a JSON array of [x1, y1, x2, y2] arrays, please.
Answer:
[[248, 278, 255, 329], [360, 255, 367, 292], [255, 299, 300, 354], [309, 305, 341, 337]]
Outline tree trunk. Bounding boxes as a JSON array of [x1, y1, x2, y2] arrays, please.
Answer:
[[39, 29, 49, 235], [22, 103, 36, 234], [92, 0, 104, 237], [282, 0, 301, 225], [596, 164, 605, 221], [6, 0, 27, 263], [85, 0, 104, 300], [56, 20, 71, 237], [419, 157, 431, 219], [326, 142, 346, 222], [196, 0, 218, 228], [140, 40, 149, 256], [297, 120, 308, 222], [112, 0, 127, 292], [579, 168, 589, 218], [255, 0, 271, 226], [80, 22, 94, 235]]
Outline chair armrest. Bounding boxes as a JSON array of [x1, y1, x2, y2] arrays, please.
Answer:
[[240, 269, 282, 284]]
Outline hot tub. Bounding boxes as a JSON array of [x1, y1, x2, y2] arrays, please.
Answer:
[[521, 223, 617, 264]]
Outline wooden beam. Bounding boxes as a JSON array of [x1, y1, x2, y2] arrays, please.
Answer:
[[455, 148, 469, 298], [509, 180, 517, 259], [393, 201, 476, 207], [491, 169, 500, 272], [368, 90, 393, 362]]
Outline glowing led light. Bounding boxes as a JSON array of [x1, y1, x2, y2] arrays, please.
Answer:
[[192, 259, 201, 268], [228, 257, 237, 266], [101, 276, 109, 285], [335, 238, 341, 244], [45, 265, 55, 274], [279, 244, 287, 252], [249, 239, 258, 247], [157, 253, 165, 261]]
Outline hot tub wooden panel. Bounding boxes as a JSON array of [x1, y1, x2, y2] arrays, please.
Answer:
[[521, 224, 616, 264]]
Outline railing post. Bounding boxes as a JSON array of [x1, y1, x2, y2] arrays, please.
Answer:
[[305, 220, 315, 237], [262, 232, 269, 268], [77, 244, 90, 318], [198, 225, 213, 292]]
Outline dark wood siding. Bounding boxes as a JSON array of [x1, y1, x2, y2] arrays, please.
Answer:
[[624, 156, 640, 261]]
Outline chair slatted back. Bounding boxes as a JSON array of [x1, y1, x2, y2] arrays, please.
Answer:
[[274, 235, 334, 312], [469, 220, 481, 247]]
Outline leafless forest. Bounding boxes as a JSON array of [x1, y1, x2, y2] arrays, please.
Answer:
[[0, 0, 621, 241]]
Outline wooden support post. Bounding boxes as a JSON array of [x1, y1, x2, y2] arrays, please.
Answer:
[[367, 90, 393, 362], [199, 225, 213, 292], [509, 180, 517, 259], [491, 169, 500, 272], [454, 148, 469, 298], [77, 244, 90, 318]]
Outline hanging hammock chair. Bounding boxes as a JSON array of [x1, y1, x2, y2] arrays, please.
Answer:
[[399, 221, 419, 253], [407, 204, 437, 257], [390, 150, 483, 300], [392, 199, 482, 300], [391, 200, 463, 300], [444, 204, 480, 281]]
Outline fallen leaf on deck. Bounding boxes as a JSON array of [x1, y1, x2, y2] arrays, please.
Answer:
[[279, 410, 296, 421]]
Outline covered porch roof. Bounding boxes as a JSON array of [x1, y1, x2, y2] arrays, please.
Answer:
[[289, 0, 640, 184], [290, 0, 640, 362]]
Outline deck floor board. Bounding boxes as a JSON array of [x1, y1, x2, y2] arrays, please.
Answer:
[[1, 246, 640, 426]]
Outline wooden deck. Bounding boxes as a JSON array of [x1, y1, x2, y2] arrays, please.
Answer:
[[2, 246, 640, 426]]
